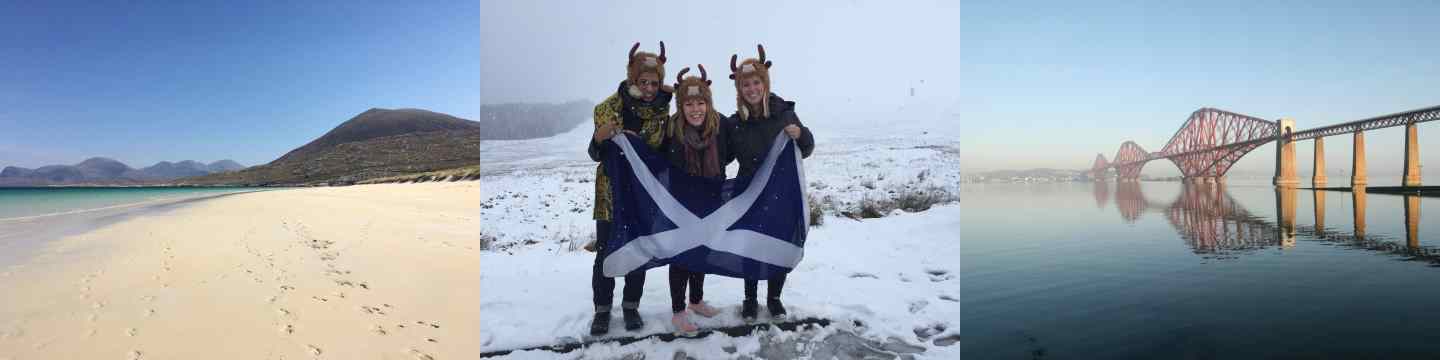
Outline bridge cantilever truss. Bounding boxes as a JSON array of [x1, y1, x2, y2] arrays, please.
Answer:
[[1091, 108, 1277, 181], [1091, 104, 1440, 183]]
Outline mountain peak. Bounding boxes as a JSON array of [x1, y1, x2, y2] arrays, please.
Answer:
[[273, 108, 478, 164]]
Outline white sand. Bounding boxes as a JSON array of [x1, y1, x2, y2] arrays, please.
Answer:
[[0, 182, 478, 359]]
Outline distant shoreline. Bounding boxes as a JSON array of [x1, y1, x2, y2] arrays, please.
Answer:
[[0, 189, 271, 268]]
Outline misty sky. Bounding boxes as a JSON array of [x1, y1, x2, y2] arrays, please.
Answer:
[[481, 0, 960, 138], [0, 1, 479, 169], [960, 1, 1440, 179]]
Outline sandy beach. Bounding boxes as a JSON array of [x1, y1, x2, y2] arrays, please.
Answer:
[[0, 182, 478, 359]]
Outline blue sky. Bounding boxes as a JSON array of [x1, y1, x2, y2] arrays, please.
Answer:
[[0, 1, 478, 168], [960, 1, 1439, 180]]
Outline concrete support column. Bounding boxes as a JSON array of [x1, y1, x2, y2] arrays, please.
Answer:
[[1312, 137, 1327, 187], [1352, 130, 1367, 188], [1404, 122, 1422, 187], [1273, 118, 1299, 188]]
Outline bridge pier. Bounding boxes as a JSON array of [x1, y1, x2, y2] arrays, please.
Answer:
[[1404, 122, 1421, 187], [1312, 137, 1327, 187], [1352, 131, 1367, 188], [1273, 118, 1299, 188]]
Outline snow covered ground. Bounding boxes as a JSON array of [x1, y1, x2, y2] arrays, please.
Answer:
[[480, 120, 960, 358]]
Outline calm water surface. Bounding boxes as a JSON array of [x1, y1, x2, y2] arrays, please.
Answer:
[[962, 181, 1440, 359]]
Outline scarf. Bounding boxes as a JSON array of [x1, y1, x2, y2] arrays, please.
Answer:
[[681, 123, 721, 178]]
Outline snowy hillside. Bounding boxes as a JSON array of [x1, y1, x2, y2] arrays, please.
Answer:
[[479, 120, 961, 358]]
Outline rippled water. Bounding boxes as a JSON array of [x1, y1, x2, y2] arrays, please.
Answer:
[[962, 181, 1440, 359]]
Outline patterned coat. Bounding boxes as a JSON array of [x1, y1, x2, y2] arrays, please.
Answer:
[[588, 80, 671, 221]]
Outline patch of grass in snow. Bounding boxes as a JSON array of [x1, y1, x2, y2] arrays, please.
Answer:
[[841, 184, 958, 220]]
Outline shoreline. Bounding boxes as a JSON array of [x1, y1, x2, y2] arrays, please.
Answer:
[[0, 190, 274, 268], [0, 190, 272, 269], [0, 182, 478, 359]]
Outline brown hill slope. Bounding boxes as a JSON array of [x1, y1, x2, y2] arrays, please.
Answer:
[[182, 108, 479, 186]]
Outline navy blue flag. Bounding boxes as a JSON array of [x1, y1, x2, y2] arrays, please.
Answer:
[[601, 132, 808, 280]]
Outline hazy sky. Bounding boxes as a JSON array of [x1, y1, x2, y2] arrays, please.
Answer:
[[0, 1, 479, 168], [960, 1, 1440, 179], [481, 0, 960, 137]]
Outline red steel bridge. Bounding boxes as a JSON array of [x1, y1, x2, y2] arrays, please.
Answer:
[[1091, 105, 1440, 187]]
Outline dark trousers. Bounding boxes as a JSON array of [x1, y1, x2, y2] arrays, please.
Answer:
[[592, 220, 645, 310], [668, 265, 705, 313], [744, 273, 788, 300]]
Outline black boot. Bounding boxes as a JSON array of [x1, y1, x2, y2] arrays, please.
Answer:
[[589, 311, 611, 336], [622, 309, 644, 331], [741, 299, 759, 322], [767, 297, 787, 319]]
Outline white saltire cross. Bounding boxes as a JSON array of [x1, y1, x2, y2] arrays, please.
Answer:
[[602, 132, 807, 277]]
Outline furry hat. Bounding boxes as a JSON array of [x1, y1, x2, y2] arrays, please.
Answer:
[[626, 41, 667, 88], [674, 64, 714, 110], [729, 44, 773, 121], [670, 64, 721, 141]]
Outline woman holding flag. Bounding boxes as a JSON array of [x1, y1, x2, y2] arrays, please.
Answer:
[[725, 44, 815, 321], [662, 64, 733, 334], [586, 41, 672, 336]]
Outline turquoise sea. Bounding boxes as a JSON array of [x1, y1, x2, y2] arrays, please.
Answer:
[[0, 187, 272, 267], [0, 187, 268, 220]]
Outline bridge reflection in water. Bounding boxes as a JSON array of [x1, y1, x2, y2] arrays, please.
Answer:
[[1098, 181, 1434, 261]]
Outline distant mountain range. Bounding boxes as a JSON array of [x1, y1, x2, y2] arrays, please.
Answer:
[[180, 108, 480, 186], [0, 158, 246, 186], [480, 100, 594, 140]]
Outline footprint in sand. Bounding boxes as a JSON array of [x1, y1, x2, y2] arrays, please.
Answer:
[[144, 309, 156, 318], [1, 327, 23, 340], [407, 348, 435, 360], [277, 308, 295, 319], [305, 344, 323, 356], [125, 328, 137, 337], [128, 350, 143, 360], [371, 324, 388, 335], [92, 301, 105, 310], [280, 324, 294, 335]]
